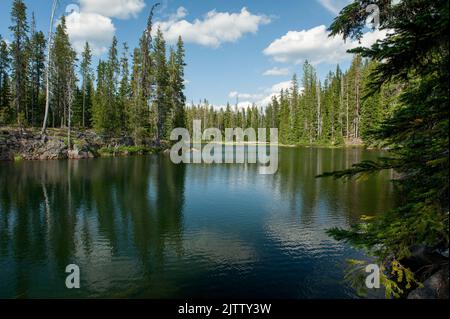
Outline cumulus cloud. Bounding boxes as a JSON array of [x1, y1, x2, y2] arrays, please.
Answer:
[[228, 80, 294, 108], [65, 11, 116, 55], [155, 7, 271, 48], [79, 0, 146, 19], [229, 91, 264, 101], [263, 67, 290, 76], [268, 80, 292, 93], [258, 81, 294, 107], [316, 0, 351, 15], [263, 25, 387, 65]]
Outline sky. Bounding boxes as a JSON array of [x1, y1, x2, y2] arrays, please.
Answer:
[[0, 0, 385, 108]]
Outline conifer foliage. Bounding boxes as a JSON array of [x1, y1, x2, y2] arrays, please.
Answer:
[[321, 0, 449, 297]]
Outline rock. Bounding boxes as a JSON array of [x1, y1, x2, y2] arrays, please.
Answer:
[[119, 136, 134, 147], [0, 128, 161, 161], [68, 140, 97, 159], [23, 138, 68, 160], [68, 149, 92, 159], [408, 266, 449, 299], [0, 144, 14, 161]]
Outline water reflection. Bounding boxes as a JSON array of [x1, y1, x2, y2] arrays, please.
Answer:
[[0, 147, 396, 298]]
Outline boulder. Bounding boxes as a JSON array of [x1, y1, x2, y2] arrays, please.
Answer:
[[38, 139, 68, 160], [408, 266, 449, 299], [20, 138, 68, 160]]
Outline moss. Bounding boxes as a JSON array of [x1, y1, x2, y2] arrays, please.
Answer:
[[14, 155, 23, 161]]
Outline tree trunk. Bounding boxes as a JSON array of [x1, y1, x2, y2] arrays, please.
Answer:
[[41, 0, 59, 136], [82, 80, 86, 128], [346, 78, 349, 139], [317, 82, 321, 139]]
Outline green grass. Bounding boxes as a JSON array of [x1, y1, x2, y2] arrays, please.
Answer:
[[98, 145, 157, 156]]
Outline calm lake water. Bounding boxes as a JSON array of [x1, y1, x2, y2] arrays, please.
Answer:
[[0, 147, 397, 298]]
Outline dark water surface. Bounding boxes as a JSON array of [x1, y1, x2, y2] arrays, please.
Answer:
[[0, 147, 397, 298]]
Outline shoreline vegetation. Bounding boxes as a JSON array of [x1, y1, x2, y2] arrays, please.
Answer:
[[0, 126, 370, 162]]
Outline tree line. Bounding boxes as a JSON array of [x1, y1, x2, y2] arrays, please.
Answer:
[[0, 0, 186, 147], [185, 56, 394, 145]]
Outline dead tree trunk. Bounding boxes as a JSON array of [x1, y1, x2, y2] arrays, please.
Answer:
[[41, 0, 59, 136]]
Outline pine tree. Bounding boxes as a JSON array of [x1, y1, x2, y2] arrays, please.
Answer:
[[278, 89, 290, 145], [80, 42, 92, 128], [289, 74, 300, 143], [28, 13, 46, 127], [153, 27, 169, 143], [49, 16, 76, 131], [9, 0, 29, 126], [93, 60, 108, 133], [129, 47, 147, 144], [169, 36, 186, 129], [118, 42, 130, 131], [0, 36, 11, 124], [106, 36, 120, 133]]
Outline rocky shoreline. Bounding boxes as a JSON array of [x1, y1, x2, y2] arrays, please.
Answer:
[[0, 127, 164, 161]]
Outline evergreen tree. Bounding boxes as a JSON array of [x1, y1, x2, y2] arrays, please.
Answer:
[[323, 0, 449, 297], [28, 13, 46, 127], [118, 42, 130, 131], [106, 36, 120, 133], [289, 74, 300, 143], [153, 27, 169, 142], [169, 36, 186, 129], [278, 89, 290, 145], [0, 36, 11, 124], [129, 47, 147, 144], [49, 16, 76, 130], [93, 60, 108, 133], [80, 42, 92, 128], [9, 0, 29, 126]]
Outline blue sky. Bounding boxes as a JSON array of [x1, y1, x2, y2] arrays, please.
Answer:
[[0, 0, 384, 108]]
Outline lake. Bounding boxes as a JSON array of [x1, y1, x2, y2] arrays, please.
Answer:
[[0, 146, 397, 298]]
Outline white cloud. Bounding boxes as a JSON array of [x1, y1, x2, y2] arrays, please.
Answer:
[[229, 91, 264, 101], [229, 80, 294, 108], [79, 0, 146, 19], [170, 6, 188, 20], [156, 7, 271, 48], [236, 101, 254, 109], [316, 0, 351, 15], [65, 11, 116, 55], [268, 81, 292, 93], [263, 67, 290, 76], [258, 81, 293, 107], [263, 25, 387, 65]]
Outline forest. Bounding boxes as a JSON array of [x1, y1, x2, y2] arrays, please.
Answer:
[[0, 0, 390, 147], [186, 57, 395, 145]]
